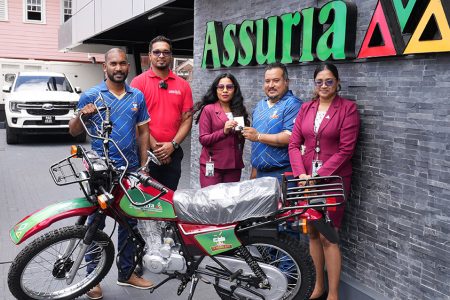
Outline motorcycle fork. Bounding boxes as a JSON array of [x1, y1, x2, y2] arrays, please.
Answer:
[[65, 212, 106, 284], [58, 216, 90, 262]]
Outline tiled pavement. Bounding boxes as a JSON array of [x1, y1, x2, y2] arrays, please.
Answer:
[[0, 129, 219, 300]]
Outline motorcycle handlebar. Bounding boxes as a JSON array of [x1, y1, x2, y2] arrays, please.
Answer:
[[136, 173, 168, 193]]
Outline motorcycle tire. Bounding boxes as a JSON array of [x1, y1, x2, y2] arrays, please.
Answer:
[[214, 234, 315, 300], [8, 225, 115, 300]]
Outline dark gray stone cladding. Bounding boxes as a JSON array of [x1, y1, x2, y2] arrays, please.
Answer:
[[191, 1, 450, 299]]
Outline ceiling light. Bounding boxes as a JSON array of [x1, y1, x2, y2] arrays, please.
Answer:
[[147, 11, 164, 21]]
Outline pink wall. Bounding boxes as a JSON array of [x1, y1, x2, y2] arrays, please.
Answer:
[[0, 0, 103, 62]]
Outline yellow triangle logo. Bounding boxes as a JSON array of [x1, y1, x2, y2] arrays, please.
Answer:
[[404, 0, 450, 54]]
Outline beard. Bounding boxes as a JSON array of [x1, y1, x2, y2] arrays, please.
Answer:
[[107, 71, 128, 83], [151, 59, 170, 70]]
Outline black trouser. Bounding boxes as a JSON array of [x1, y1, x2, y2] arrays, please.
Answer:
[[149, 147, 183, 191]]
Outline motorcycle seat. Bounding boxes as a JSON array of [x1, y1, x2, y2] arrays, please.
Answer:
[[173, 177, 280, 224]]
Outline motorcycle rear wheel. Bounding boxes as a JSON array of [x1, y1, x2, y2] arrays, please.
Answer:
[[8, 225, 114, 300], [214, 234, 315, 300]]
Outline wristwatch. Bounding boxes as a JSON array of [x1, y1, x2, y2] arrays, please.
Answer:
[[171, 140, 180, 150]]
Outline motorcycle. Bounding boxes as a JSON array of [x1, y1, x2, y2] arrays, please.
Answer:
[[7, 98, 345, 300]]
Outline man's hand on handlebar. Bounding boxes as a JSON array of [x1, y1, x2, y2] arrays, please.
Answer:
[[78, 103, 98, 119]]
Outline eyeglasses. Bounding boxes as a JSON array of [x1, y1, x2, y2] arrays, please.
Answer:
[[159, 80, 168, 89], [314, 79, 335, 87], [151, 50, 172, 57], [217, 84, 235, 91]]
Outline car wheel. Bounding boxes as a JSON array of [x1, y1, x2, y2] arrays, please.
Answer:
[[6, 123, 19, 144]]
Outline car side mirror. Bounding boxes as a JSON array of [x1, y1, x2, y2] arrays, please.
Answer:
[[74, 87, 82, 93], [2, 85, 11, 93]]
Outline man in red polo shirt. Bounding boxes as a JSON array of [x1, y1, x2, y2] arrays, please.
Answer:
[[131, 36, 193, 190]]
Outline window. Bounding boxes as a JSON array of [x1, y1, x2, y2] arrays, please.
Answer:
[[24, 0, 45, 23], [63, 0, 71, 22], [14, 75, 73, 93], [0, 0, 8, 21]]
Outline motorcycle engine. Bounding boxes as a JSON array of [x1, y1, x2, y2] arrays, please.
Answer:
[[137, 220, 186, 274]]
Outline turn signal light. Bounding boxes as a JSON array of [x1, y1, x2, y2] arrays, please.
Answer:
[[97, 194, 109, 209], [301, 220, 308, 234], [71, 145, 78, 157]]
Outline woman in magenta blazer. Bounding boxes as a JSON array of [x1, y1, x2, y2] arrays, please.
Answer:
[[288, 63, 360, 300], [194, 73, 250, 187]]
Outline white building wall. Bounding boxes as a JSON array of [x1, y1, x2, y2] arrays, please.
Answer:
[[62, 0, 172, 52]]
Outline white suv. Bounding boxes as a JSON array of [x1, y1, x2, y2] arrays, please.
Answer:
[[3, 71, 84, 144]]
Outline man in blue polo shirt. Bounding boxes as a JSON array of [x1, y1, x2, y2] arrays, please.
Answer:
[[69, 48, 153, 299], [243, 62, 302, 182]]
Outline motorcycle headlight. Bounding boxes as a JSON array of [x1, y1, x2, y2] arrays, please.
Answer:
[[9, 102, 22, 113]]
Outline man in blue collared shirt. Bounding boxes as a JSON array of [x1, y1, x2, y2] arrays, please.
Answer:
[[243, 62, 302, 182], [69, 48, 153, 299]]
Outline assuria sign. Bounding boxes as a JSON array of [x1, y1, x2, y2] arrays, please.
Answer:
[[201, 0, 450, 69]]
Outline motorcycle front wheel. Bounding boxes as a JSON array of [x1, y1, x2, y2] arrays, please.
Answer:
[[214, 234, 315, 300], [8, 225, 115, 300]]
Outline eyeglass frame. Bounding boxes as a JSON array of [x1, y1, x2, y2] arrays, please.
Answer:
[[314, 79, 336, 87], [151, 50, 172, 57], [216, 84, 235, 91]]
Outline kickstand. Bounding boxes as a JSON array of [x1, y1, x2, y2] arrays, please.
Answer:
[[148, 273, 177, 293], [187, 274, 199, 300]]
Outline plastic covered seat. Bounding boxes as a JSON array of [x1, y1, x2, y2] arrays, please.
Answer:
[[173, 177, 280, 224]]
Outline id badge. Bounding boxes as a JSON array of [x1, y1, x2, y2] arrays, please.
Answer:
[[312, 160, 323, 176], [205, 161, 215, 177]]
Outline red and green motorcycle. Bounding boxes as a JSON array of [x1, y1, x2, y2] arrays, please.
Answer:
[[7, 102, 345, 300]]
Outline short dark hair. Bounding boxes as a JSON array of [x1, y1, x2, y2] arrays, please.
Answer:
[[313, 63, 340, 81], [104, 48, 127, 62], [149, 35, 173, 52], [265, 62, 289, 81]]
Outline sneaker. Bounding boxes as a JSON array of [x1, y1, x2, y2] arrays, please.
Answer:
[[117, 273, 155, 289], [86, 284, 103, 300]]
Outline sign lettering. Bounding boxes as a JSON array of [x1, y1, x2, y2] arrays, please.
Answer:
[[201, 0, 450, 69]]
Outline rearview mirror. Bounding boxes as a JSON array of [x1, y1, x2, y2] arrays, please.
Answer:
[[74, 87, 82, 93]]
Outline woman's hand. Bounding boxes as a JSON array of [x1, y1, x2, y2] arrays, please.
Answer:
[[224, 120, 238, 135], [297, 174, 314, 186]]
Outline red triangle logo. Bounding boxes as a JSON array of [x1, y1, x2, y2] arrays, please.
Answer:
[[358, 1, 397, 58]]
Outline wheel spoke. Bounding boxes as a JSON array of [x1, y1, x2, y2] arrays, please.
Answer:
[[10, 226, 114, 300]]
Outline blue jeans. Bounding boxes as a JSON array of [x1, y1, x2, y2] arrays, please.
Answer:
[[256, 165, 292, 183], [85, 212, 137, 281]]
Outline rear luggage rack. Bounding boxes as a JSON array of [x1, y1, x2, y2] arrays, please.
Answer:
[[280, 174, 346, 211]]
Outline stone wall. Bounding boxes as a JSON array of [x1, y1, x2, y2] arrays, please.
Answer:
[[190, 0, 450, 299]]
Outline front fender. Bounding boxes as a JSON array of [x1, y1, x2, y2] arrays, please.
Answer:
[[10, 197, 97, 245]]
